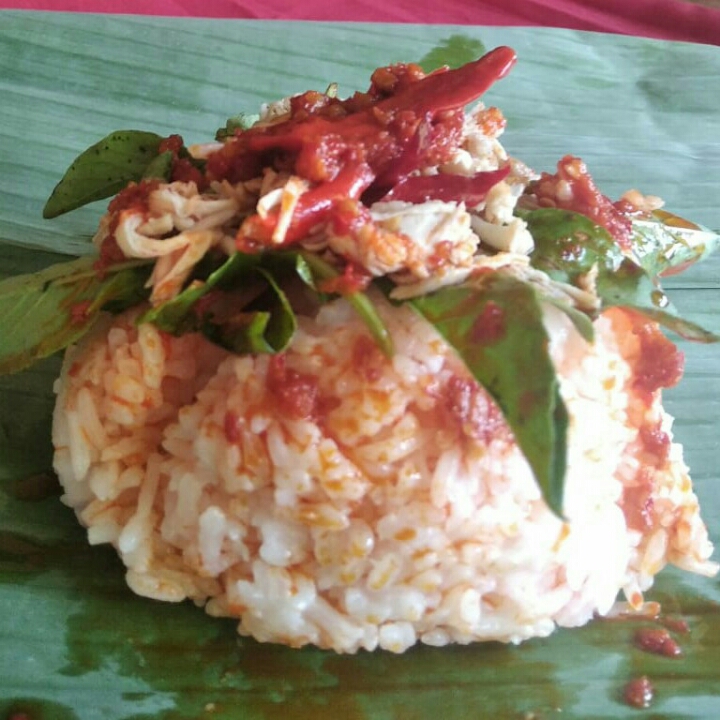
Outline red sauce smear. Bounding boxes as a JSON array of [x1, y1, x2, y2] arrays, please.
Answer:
[[69, 299, 93, 325], [202, 47, 517, 250], [107, 179, 161, 218], [661, 616, 690, 634], [623, 676, 655, 709], [622, 418, 670, 532], [444, 375, 507, 444], [629, 314, 685, 401], [528, 155, 633, 249], [351, 334, 385, 383], [95, 179, 161, 275], [159, 133, 208, 188], [634, 627, 683, 657], [158, 134, 184, 155], [317, 261, 372, 295], [471, 300, 506, 345], [622, 468, 656, 533], [638, 421, 671, 465], [223, 411, 242, 443], [266, 354, 318, 420]]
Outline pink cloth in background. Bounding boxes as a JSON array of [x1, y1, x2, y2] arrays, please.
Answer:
[[2, 0, 719, 45]]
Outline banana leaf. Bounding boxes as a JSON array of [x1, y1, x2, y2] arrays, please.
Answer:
[[1, 11, 719, 720]]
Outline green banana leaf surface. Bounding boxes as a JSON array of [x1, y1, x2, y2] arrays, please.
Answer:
[[1, 11, 719, 720]]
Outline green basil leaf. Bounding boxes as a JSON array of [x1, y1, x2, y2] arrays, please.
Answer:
[[544, 297, 595, 343], [595, 258, 720, 342], [140, 252, 296, 354], [42, 130, 164, 219], [139, 252, 263, 333], [524, 208, 625, 283], [299, 251, 394, 357], [142, 150, 174, 181], [215, 113, 261, 140], [211, 310, 273, 353], [526, 208, 720, 343], [410, 274, 567, 517], [418, 35, 487, 72], [631, 210, 720, 277], [292, 253, 316, 289], [0, 256, 151, 375], [220, 268, 296, 354]]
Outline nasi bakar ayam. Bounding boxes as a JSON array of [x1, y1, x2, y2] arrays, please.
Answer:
[[3, 46, 718, 653]]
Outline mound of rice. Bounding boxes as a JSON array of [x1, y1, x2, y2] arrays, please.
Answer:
[[52, 297, 717, 653]]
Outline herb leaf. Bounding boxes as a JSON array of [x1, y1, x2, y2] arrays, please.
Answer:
[[525, 208, 720, 343], [142, 150, 174, 181], [525, 208, 625, 282], [139, 252, 297, 354], [544, 297, 595, 343], [43, 130, 164, 218], [0, 256, 151, 375], [140, 253, 262, 332], [221, 268, 296, 354], [410, 274, 567, 517], [299, 251, 394, 357], [419, 35, 487, 72], [594, 257, 719, 342], [631, 209, 720, 277], [215, 113, 261, 140]]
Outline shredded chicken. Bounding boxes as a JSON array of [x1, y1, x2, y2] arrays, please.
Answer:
[[326, 200, 479, 279], [88, 93, 595, 314]]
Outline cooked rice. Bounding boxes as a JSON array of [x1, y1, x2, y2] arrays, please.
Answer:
[[51, 298, 717, 653]]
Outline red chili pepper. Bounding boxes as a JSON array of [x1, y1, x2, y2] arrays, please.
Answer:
[[374, 46, 517, 115], [237, 161, 374, 250], [380, 166, 511, 205], [287, 161, 375, 240], [226, 48, 517, 248], [243, 47, 516, 179]]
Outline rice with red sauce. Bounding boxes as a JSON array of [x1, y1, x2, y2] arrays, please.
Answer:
[[51, 296, 717, 652]]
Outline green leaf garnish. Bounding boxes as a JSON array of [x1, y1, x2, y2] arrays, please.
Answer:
[[0, 256, 151, 375], [419, 35, 487, 72], [298, 251, 394, 357], [140, 252, 262, 332], [594, 257, 719, 342], [631, 209, 720, 277], [525, 208, 720, 343], [221, 268, 296, 354], [141, 150, 174, 181], [524, 208, 624, 281], [544, 297, 595, 343], [215, 113, 261, 140], [43, 130, 165, 218], [140, 252, 297, 354], [410, 273, 567, 517]]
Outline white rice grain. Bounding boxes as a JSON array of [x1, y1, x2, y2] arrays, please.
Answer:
[[51, 299, 717, 653]]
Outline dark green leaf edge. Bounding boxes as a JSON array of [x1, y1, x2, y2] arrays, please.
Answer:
[[43, 130, 165, 219], [410, 274, 568, 517], [524, 207, 720, 344], [299, 251, 394, 357], [0, 256, 151, 375]]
